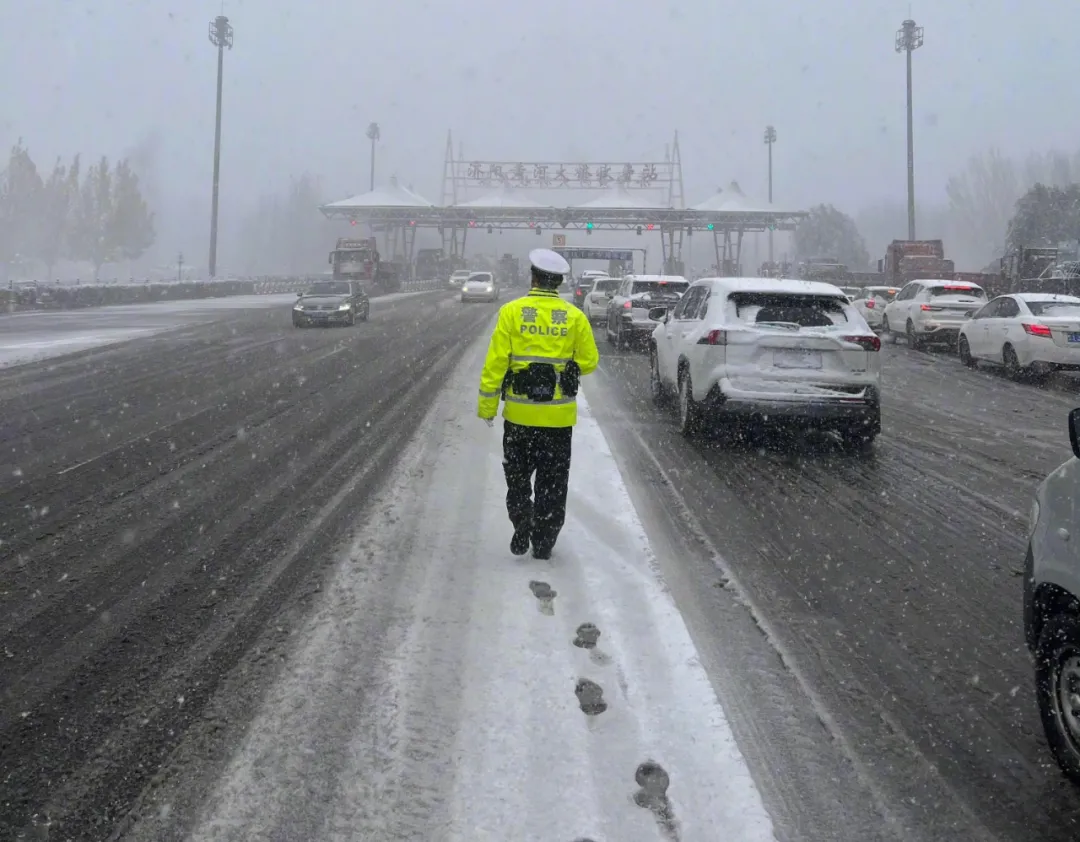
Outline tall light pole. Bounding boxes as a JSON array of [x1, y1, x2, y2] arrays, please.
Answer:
[[895, 19, 923, 240], [207, 15, 234, 279], [764, 125, 777, 263], [366, 122, 381, 191]]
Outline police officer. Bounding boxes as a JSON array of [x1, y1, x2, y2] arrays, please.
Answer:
[[477, 248, 600, 560]]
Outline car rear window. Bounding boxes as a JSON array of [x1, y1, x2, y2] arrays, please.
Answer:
[[868, 288, 899, 301], [593, 279, 619, 292], [631, 281, 688, 296], [469, 273, 492, 283], [929, 285, 985, 299], [1027, 301, 1080, 316], [731, 292, 850, 327]]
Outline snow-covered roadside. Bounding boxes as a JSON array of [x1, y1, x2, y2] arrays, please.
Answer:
[[184, 336, 776, 842], [0, 292, 428, 368]]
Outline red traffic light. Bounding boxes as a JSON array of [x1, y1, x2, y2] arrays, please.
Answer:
[[350, 219, 358, 226], [646, 223, 655, 230]]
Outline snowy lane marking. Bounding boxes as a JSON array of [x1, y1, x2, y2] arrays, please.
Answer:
[[186, 338, 775, 842]]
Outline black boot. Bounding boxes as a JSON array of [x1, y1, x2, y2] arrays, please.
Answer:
[[510, 523, 531, 556], [531, 542, 553, 560]]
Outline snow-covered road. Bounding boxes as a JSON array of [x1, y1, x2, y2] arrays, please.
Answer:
[[177, 338, 774, 842], [0, 292, 420, 367]]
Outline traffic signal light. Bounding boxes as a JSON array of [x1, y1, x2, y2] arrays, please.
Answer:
[[707, 223, 715, 231], [535, 226, 542, 235], [646, 223, 655, 231], [768, 222, 777, 231], [636, 226, 642, 235], [487, 226, 493, 234], [586, 222, 594, 230]]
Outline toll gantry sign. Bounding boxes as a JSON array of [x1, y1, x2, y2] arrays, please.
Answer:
[[555, 248, 636, 262], [452, 161, 673, 190]]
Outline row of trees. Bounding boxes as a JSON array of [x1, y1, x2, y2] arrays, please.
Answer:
[[234, 172, 338, 276], [792, 148, 1080, 271], [0, 141, 155, 280]]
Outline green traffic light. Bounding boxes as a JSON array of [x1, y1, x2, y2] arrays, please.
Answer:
[[707, 223, 715, 230], [586, 222, 594, 229]]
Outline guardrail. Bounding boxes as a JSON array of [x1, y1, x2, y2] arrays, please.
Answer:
[[2, 276, 452, 314]]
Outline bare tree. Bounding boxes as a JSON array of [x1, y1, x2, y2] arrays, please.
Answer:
[[944, 149, 1020, 268]]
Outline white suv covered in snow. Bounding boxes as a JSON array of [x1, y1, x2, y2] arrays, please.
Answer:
[[646, 277, 882, 445]]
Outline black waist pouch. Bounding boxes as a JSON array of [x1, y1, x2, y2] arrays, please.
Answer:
[[559, 360, 581, 397], [512, 363, 558, 402]]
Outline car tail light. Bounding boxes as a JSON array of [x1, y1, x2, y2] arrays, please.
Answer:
[[697, 329, 727, 345], [865, 299, 875, 309], [1022, 323, 1053, 338], [919, 303, 942, 311], [943, 285, 974, 292], [623, 300, 632, 310], [843, 335, 881, 352]]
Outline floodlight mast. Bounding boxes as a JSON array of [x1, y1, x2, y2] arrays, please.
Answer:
[[764, 125, 777, 263], [208, 15, 234, 279], [895, 19, 923, 240]]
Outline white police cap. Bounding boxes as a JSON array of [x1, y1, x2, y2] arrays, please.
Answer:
[[529, 248, 570, 276]]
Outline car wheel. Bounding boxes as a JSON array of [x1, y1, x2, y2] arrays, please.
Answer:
[[346, 309, 355, 326], [839, 421, 878, 450], [677, 366, 703, 437], [958, 335, 976, 367], [1003, 344, 1025, 380], [1036, 613, 1080, 782], [906, 319, 923, 351], [649, 344, 669, 405], [605, 316, 616, 344], [881, 315, 897, 343], [359, 303, 369, 322]]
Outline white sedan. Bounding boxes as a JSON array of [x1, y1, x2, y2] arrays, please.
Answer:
[[850, 286, 899, 331], [647, 277, 881, 446], [582, 277, 620, 321], [460, 271, 500, 302], [958, 293, 1080, 378]]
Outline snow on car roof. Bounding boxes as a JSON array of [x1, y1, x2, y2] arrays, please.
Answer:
[[696, 276, 849, 297], [625, 274, 688, 283], [919, 278, 984, 288], [1014, 292, 1080, 302]]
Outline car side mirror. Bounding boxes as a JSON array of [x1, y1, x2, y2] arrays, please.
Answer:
[[1070, 408, 1080, 459], [605, 290, 615, 298], [648, 306, 669, 322], [964, 309, 975, 318]]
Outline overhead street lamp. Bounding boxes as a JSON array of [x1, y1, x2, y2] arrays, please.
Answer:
[[764, 125, 777, 263], [366, 122, 381, 192], [207, 14, 234, 279], [895, 18, 924, 240]]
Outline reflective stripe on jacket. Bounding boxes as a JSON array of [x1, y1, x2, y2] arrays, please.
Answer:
[[477, 288, 600, 427]]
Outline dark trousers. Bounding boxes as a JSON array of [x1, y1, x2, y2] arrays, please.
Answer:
[[502, 420, 573, 551]]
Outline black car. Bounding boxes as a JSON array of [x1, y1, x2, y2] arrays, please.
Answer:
[[292, 280, 370, 327]]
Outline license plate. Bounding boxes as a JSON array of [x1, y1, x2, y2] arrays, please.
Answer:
[[774, 349, 822, 369], [1069, 333, 1080, 344]]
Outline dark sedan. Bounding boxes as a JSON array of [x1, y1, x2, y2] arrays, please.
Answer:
[[292, 281, 370, 327]]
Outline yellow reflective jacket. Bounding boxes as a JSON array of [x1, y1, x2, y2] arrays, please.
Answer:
[[477, 288, 600, 427]]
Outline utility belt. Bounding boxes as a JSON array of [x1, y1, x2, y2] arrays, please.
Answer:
[[503, 360, 581, 403]]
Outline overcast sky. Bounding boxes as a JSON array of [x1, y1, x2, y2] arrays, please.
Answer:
[[0, 0, 1073, 240]]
